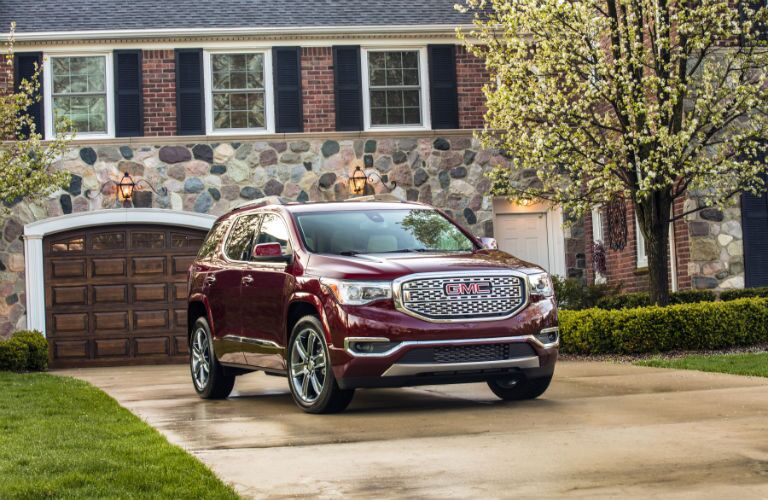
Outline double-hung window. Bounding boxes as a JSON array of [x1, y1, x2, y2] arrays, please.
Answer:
[[45, 54, 113, 138], [362, 48, 430, 130], [204, 51, 274, 134]]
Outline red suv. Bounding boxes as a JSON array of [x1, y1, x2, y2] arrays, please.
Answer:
[[187, 198, 558, 413]]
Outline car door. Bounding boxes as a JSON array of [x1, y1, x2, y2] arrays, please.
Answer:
[[209, 213, 261, 365], [240, 212, 294, 371]]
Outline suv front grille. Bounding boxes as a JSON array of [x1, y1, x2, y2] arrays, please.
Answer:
[[434, 344, 509, 363], [397, 274, 526, 321]]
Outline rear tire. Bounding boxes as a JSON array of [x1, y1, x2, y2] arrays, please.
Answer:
[[487, 374, 552, 401], [287, 315, 354, 414], [190, 317, 235, 399]]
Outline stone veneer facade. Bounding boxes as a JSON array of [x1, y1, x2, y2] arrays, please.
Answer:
[[0, 133, 537, 337]]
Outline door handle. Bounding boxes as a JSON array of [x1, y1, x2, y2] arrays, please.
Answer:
[[203, 276, 216, 285], [241, 276, 254, 286]]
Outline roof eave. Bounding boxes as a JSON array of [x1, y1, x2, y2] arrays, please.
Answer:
[[2, 24, 473, 43]]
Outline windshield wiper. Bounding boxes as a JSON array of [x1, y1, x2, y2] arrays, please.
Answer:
[[338, 250, 361, 256], [376, 248, 430, 253]]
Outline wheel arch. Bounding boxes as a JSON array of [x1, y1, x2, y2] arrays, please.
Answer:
[[286, 293, 332, 344], [187, 296, 212, 343]]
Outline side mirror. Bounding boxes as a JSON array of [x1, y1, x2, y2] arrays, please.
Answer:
[[479, 237, 498, 250], [252, 242, 292, 263]]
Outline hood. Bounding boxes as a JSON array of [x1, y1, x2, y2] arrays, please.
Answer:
[[304, 250, 545, 280]]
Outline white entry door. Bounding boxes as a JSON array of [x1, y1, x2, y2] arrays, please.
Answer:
[[496, 213, 551, 271]]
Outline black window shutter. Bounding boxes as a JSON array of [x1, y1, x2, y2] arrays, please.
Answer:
[[175, 49, 205, 135], [428, 45, 459, 130], [742, 142, 768, 287], [333, 46, 363, 131], [272, 47, 303, 133], [114, 50, 143, 137], [740, 0, 767, 42], [13, 52, 44, 138]]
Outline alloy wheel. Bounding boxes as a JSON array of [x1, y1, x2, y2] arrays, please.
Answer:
[[290, 327, 327, 404], [191, 327, 211, 390]]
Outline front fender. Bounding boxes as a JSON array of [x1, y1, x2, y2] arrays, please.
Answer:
[[287, 292, 336, 344]]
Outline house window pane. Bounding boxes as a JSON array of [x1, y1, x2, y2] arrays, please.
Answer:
[[367, 50, 421, 127], [51, 56, 108, 134], [211, 53, 266, 130]]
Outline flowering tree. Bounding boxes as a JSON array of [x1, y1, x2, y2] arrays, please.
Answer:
[[459, 0, 768, 304], [1, 22, 72, 206]]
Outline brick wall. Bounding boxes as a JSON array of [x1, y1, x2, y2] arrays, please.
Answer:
[[585, 199, 691, 293], [456, 45, 488, 130], [0, 57, 12, 95], [301, 47, 335, 133], [142, 50, 176, 136]]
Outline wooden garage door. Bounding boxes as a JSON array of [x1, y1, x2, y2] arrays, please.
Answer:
[[44, 225, 207, 368]]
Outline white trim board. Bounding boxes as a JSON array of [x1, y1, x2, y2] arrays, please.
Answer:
[[23, 209, 216, 336]]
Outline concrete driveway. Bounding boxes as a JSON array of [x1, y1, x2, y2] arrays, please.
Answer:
[[59, 362, 768, 499]]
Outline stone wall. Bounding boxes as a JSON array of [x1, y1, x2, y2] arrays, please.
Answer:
[[685, 199, 744, 290], [0, 134, 504, 338]]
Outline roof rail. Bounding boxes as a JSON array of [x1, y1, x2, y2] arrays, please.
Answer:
[[344, 194, 407, 203], [232, 196, 290, 211]]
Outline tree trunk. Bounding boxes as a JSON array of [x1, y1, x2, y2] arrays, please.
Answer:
[[636, 192, 673, 306]]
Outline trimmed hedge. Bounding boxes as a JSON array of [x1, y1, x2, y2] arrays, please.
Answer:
[[595, 289, 717, 310], [720, 286, 768, 301], [559, 298, 768, 354], [0, 331, 48, 372]]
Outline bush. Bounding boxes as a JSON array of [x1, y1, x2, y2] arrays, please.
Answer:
[[0, 338, 30, 372], [0, 330, 48, 372], [552, 276, 621, 310], [595, 289, 717, 310], [559, 298, 768, 354], [12, 330, 48, 371], [720, 286, 768, 301]]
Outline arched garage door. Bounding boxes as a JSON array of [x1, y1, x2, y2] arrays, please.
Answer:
[[43, 225, 207, 368]]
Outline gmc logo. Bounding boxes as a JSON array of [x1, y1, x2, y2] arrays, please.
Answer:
[[444, 282, 492, 296]]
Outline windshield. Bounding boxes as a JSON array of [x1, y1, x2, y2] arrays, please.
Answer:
[[295, 209, 477, 255]]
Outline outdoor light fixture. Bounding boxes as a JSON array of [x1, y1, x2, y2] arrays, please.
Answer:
[[88, 172, 168, 205], [349, 165, 396, 196]]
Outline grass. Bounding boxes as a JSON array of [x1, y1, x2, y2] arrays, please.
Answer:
[[0, 372, 238, 499], [637, 352, 768, 378]]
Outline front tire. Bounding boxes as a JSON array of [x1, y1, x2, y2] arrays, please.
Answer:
[[190, 317, 235, 399], [287, 315, 354, 414], [487, 374, 553, 401]]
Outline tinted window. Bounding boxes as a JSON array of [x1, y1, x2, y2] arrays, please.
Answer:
[[224, 214, 261, 261], [197, 220, 229, 260], [295, 209, 475, 255], [255, 214, 292, 254]]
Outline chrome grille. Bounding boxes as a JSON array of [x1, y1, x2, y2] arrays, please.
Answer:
[[397, 274, 526, 321]]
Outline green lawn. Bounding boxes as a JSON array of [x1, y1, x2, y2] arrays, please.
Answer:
[[637, 352, 768, 378], [0, 372, 238, 499]]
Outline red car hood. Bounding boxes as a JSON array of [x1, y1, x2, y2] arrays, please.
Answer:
[[305, 250, 544, 280]]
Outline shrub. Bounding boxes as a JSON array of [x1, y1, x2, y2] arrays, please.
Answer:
[[559, 298, 768, 354], [12, 330, 48, 371], [0, 338, 30, 372], [720, 286, 768, 301], [552, 276, 621, 310], [595, 289, 717, 310]]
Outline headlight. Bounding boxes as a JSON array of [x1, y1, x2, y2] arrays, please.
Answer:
[[321, 278, 393, 305], [528, 272, 554, 297]]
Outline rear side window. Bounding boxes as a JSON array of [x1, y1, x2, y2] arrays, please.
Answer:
[[197, 220, 229, 260], [225, 214, 261, 261]]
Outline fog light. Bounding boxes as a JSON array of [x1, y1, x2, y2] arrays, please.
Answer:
[[345, 338, 400, 355], [535, 327, 559, 346]]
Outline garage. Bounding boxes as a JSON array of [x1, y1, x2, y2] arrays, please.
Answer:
[[43, 224, 207, 368]]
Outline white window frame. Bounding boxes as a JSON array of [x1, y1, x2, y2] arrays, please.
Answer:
[[203, 49, 275, 136], [591, 205, 607, 283], [361, 46, 431, 132], [635, 215, 648, 268], [43, 51, 115, 140]]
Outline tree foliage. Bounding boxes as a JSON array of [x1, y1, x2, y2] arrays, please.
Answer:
[[459, 0, 768, 303], [1, 22, 73, 206]]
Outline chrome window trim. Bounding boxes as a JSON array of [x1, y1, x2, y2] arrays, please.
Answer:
[[342, 333, 556, 358], [392, 270, 530, 323]]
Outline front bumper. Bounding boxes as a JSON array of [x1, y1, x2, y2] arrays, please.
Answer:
[[324, 295, 559, 389]]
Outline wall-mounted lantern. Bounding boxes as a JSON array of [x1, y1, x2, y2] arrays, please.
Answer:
[[348, 165, 396, 196], [88, 172, 168, 206]]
